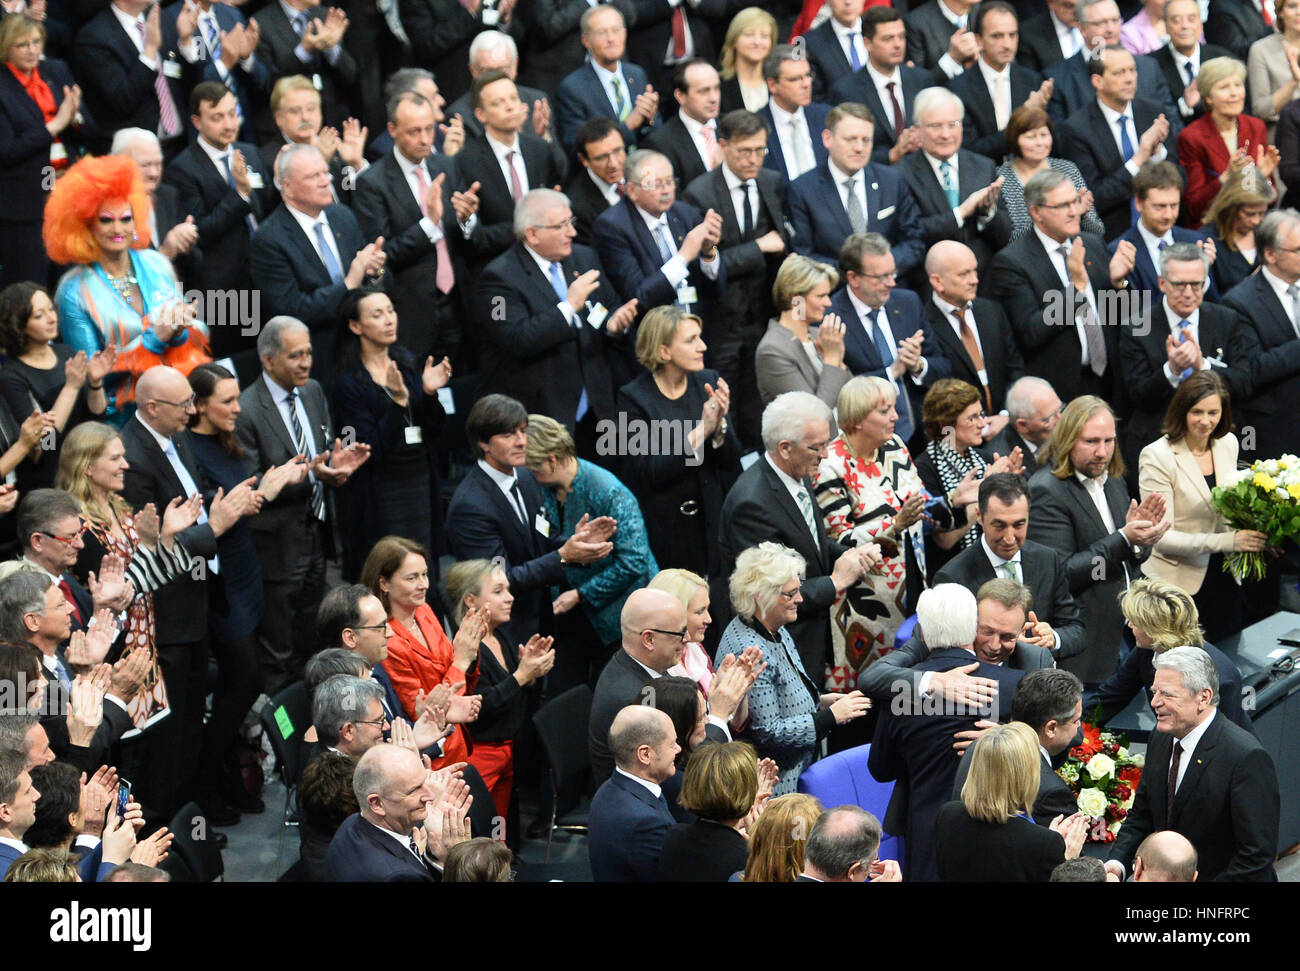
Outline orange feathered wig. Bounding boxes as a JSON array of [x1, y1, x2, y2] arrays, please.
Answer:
[[43, 155, 152, 265]]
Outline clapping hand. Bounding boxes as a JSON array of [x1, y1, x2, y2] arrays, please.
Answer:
[[451, 180, 480, 221], [161, 493, 204, 545], [1049, 812, 1089, 859], [422, 355, 452, 394], [452, 606, 488, 669], [311, 438, 372, 485], [87, 343, 117, 385], [88, 553, 134, 612], [423, 777, 473, 863], [257, 455, 309, 502]]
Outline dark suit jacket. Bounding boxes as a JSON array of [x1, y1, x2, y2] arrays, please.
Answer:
[[951, 748, 1080, 826], [161, 1, 269, 142], [234, 374, 334, 581], [625, 0, 726, 93], [324, 813, 437, 882], [120, 416, 219, 644], [1222, 272, 1300, 463], [257, 134, 359, 210], [980, 424, 1049, 472], [456, 131, 562, 269], [1056, 98, 1180, 242], [1046, 50, 1177, 126], [1278, 99, 1300, 209], [657, 820, 750, 881], [897, 149, 1014, 271], [933, 537, 1086, 660], [801, 18, 856, 103], [590, 197, 725, 317], [787, 161, 926, 275], [935, 800, 1066, 880], [398, 0, 495, 104], [588, 768, 676, 882], [643, 114, 712, 188], [353, 150, 464, 359], [758, 100, 831, 181], [718, 457, 848, 679], [250, 202, 388, 331], [446, 84, 568, 183], [1106, 225, 1218, 299], [40, 675, 134, 772], [828, 63, 931, 165], [151, 181, 203, 284], [475, 240, 625, 426], [1151, 43, 1231, 122], [253, 1, 358, 135], [0, 59, 80, 223], [1016, 11, 1070, 74], [555, 58, 659, 151], [905, 0, 962, 76], [948, 61, 1044, 160], [986, 230, 1123, 406], [567, 168, 617, 246], [869, 646, 1026, 882], [1085, 641, 1253, 734], [1206, 0, 1271, 60], [519, 0, 639, 97], [922, 295, 1025, 414], [1110, 712, 1279, 881], [1026, 466, 1149, 683]]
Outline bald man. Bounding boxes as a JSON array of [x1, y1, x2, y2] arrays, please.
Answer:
[[1134, 831, 1198, 883], [588, 588, 746, 786], [121, 365, 259, 823]]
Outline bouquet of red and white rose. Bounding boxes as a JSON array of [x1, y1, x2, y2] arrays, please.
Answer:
[[1056, 720, 1144, 843]]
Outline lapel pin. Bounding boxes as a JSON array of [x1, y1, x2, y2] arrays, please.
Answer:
[[871, 182, 879, 191]]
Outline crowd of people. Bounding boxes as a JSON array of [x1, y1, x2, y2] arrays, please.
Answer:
[[0, 0, 1290, 883]]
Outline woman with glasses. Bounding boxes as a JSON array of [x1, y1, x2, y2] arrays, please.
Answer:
[[717, 541, 873, 795], [1201, 171, 1273, 294], [995, 106, 1105, 240], [914, 378, 1021, 579], [617, 306, 741, 580], [756, 255, 851, 409], [329, 287, 450, 581], [44, 155, 211, 427]]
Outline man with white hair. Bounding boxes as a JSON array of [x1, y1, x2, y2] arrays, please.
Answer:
[[445, 30, 556, 146], [1105, 646, 1279, 882], [868, 582, 1025, 882], [896, 87, 1012, 274], [719, 391, 881, 681], [982, 376, 1060, 471], [112, 127, 199, 268]]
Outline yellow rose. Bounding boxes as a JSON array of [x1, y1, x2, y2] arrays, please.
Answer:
[[1253, 472, 1277, 492], [1288, 484, 1300, 501], [1077, 787, 1109, 818]]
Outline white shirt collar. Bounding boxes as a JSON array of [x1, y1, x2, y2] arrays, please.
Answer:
[[21, 555, 61, 584], [588, 56, 626, 88], [196, 136, 235, 170], [980, 534, 1021, 569], [1032, 224, 1069, 260], [1096, 98, 1134, 130], [487, 131, 522, 161], [636, 204, 670, 234], [1163, 298, 1199, 332], [827, 158, 861, 187], [286, 202, 331, 241], [614, 765, 663, 799], [768, 99, 803, 127], [1136, 219, 1172, 251], [865, 60, 899, 88], [846, 285, 884, 318], [978, 57, 1011, 84], [830, 16, 863, 39], [262, 371, 301, 409], [477, 457, 519, 498], [721, 163, 749, 192], [936, 0, 965, 27], [931, 291, 968, 323], [1173, 707, 1215, 756], [1261, 266, 1299, 306], [629, 654, 665, 681], [134, 411, 175, 453], [923, 149, 957, 183], [0, 836, 28, 855], [1169, 41, 1199, 71], [365, 816, 421, 851], [679, 110, 715, 140], [1075, 469, 1108, 490], [392, 145, 428, 177], [764, 451, 806, 498], [586, 167, 622, 204], [111, 4, 145, 47]]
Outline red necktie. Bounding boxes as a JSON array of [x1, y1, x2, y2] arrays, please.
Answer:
[[886, 81, 905, 139], [671, 7, 687, 59], [1262, 0, 1274, 26], [59, 578, 84, 626]]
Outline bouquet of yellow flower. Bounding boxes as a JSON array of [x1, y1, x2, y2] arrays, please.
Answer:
[[1211, 456, 1300, 582]]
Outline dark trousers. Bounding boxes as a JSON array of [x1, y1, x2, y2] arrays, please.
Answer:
[[257, 519, 328, 696], [143, 634, 209, 820], [0, 219, 49, 289], [708, 324, 764, 451], [197, 630, 262, 789]]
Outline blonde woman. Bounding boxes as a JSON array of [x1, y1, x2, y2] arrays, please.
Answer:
[[1201, 171, 1273, 294], [740, 792, 823, 882], [719, 8, 777, 112], [756, 254, 849, 408]]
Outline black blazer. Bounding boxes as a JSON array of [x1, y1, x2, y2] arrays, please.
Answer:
[[397, 0, 494, 104], [456, 132, 562, 269], [832, 286, 946, 381], [519, 0, 638, 98], [897, 149, 1014, 271], [951, 747, 1081, 828], [1202, 227, 1257, 295], [566, 169, 617, 246], [718, 457, 848, 679], [40, 675, 134, 773], [828, 63, 931, 165], [324, 813, 437, 882], [119, 416, 219, 644], [936, 801, 1066, 881], [252, 2, 359, 134], [475, 240, 624, 426], [986, 230, 1123, 406], [625, 0, 726, 93], [1107, 225, 1219, 300], [1205, 0, 1271, 60], [151, 181, 203, 284], [932, 538, 1087, 661], [1016, 11, 1070, 74], [1026, 465, 1149, 683], [657, 820, 750, 881], [905, 0, 962, 76], [0, 59, 78, 223], [801, 18, 856, 103], [643, 115, 712, 188], [1056, 98, 1180, 242], [980, 424, 1049, 472], [1151, 43, 1232, 122], [922, 295, 1025, 414], [1278, 99, 1300, 209], [1221, 272, 1300, 464], [1045, 50, 1177, 126], [947, 61, 1044, 161], [257, 134, 360, 210], [1109, 713, 1279, 881]]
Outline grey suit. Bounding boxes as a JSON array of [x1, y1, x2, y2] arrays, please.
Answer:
[[755, 319, 852, 408]]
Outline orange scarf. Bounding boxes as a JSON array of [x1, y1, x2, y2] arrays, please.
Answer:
[[8, 61, 65, 168]]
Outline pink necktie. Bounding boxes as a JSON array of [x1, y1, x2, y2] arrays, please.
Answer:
[[702, 123, 716, 162], [415, 164, 455, 295], [137, 20, 181, 138], [505, 150, 525, 203]]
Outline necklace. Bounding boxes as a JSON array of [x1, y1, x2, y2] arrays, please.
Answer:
[[104, 269, 139, 300]]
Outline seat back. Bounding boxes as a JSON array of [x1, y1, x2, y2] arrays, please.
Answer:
[[165, 802, 224, 882], [797, 743, 903, 864], [262, 681, 310, 786], [531, 684, 594, 793]]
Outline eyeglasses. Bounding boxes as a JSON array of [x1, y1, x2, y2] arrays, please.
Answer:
[[1037, 196, 1084, 212], [38, 521, 88, 546], [354, 715, 391, 728], [155, 394, 197, 410], [635, 178, 678, 191], [586, 147, 627, 165], [856, 270, 897, 282], [351, 624, 389, 632], [777, 586, 801, 600], [961, 411, 988, 425], [1163, 279, 1207, 292], [800, 440, 831, 455], [730, 146, 769, 159], [535, 217, 577, 231], [644, 627, 688, 642]]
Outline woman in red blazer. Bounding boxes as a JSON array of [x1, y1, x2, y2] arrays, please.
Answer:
[[361, 535, 486, 769], [1179, 56, 1279, 227]]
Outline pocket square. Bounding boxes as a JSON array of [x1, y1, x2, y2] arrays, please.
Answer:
[[877, 205, 896, 219]]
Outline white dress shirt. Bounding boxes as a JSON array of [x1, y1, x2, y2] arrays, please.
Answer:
[[1097, 98, 1166, 175], [1032, 225, 1101, 367], [922, 149, 969, 226], [587, 166, 622, 206], [392, 147, 447, 244], [865, 61, 905, 132], [523, 242, 579, 325], [487, 131, 529, 201], [830, 16, 868, 71], [679, 109, 717, 171], [1168, 42, 1202, 117], [1159, 301, 1214, 386], [932, 293, 989, 387], [1170, 709, 1215, 792], [1049, 8, 1085, 59], [661, 0, 698, 63], [828, 158, 868, 226], [768, 99, 816, 180], [1260, 266, 1300, 337], [978, 56, 1014, 130], [720, 162, 759, 234], [263, 372, 321, 464], [615, 765, 663, 798], [477, 457, 529, 522], [111, 3, 160, 70], [845, 286, 928, 383], [931, 0, 971, 80], [589, 57, 633, 119], [196, 135, 251, 203], [287, 203, 344, 272], [635, 204, 720, 285]]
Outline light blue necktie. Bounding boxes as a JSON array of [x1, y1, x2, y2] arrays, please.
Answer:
[[1117, 115, 1135, 161], [52, 657, 72, 689], [314, 221, 345, 284], [550, 262, 588, 422], [940, 160, 959, 208], [870, 311, 915, 443], [1177, 319, 1193, 381], [653, 222, 674, 263], [847, 31, 861, 71]]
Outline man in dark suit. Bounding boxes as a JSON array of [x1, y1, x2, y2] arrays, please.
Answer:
[[982, 376, 1061, 471], [163, 0, 270, 144], [354, 91, 470, 364], [259, 76, 367, 212], [1027, 396, 1168, 685], [121, 366, 252, 821], [952, 668, 1085, 825], [788, 103, 926, 276], [555, 5, 660, 152], [719, 391, 880, 679], [588, 588, 742, 785], [828, 7, 930, 166], [588, 705, 679, 882], [398, 0, 504, 105], [456, 71, 563, 273], [682, 110, 790, 450], [1056, 48, 1177, 242], [1118, 243, 1255, 474], [758, 44, 830, 182], [987, 168, 1130, 405], [1221, 209, 1300, 464], [643, 58, 720, 188], [798, 806, 899, 882], [445, 394, 616, 641], [801, 0, 869, 102], [1105, 647, 1279, 881], [897, 89, 1014, 278], [591, 149, 724, 321], [253, 0, 357, 136], [905, 0, 979, 82], [1045, 0, 1177, 124], [73, 0, 189, 155], [924, 240, 1024, 415], [1016, 0, 1083, 74], [444, 30, 557, 146], [624, 0, 725, 99], [518, 0, 638, 98], [1205, 0, 1271, 61], [0, 753, 41, 879], [236, 317, 370, 694], [1106, 163, 1217, 300], [948, 2, 1050, 161], [1152, 0, 1231, 123], [315, 585, 405, 720], [830, 232, 949, 447], [250, 143, 389, 344], [869, 583, 1024, 882], [568, 118, 626, 245]]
